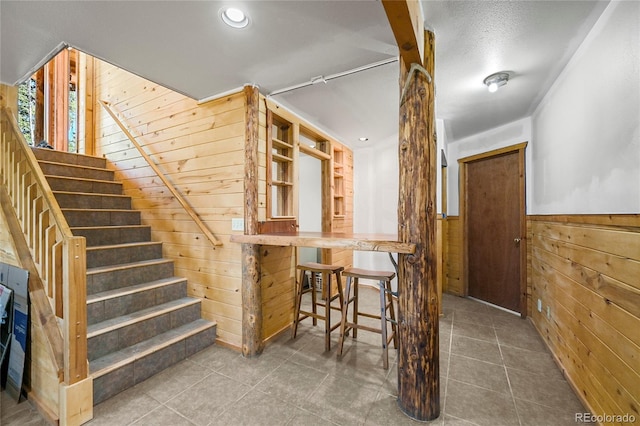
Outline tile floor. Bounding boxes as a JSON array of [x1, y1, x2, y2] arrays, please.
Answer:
[[1, 291, 591, 425]]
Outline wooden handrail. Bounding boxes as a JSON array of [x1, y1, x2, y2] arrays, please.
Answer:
[[0, 107, 87, 385], [4, 109, 73, 238], [99, 100, 223, 247]]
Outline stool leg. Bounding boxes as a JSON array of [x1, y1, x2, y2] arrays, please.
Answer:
[[386, 279, 398, 349], [292, 268, 306, 339], [337, 275, 352, 357], [352, 277, 359, 339], [379, 280, 389, 370], [310, 272, 318, 326], [335, 270, 345, 309], [324, 272, 331, 351]]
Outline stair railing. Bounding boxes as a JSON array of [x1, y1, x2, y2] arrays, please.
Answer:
[[99, 100, 223, 247], [0, 107, 88, 386]]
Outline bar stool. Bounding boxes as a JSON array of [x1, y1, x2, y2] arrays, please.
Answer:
[[292, 262, 345, 351], [337, 268, 398, 369]]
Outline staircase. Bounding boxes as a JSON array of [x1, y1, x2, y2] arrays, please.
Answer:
[[31, 147, 217, 405]]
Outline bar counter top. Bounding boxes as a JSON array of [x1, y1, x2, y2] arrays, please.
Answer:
[[230, 231, 416, 254]]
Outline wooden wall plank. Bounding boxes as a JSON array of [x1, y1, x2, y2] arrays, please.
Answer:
[[94, 60, 245, 349], [260, 245, 294, 339], [529, 216, 640, 420], [445, 216, 462, 295]]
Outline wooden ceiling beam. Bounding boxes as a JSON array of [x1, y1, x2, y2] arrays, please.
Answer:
[[382, 0, 424, 66]]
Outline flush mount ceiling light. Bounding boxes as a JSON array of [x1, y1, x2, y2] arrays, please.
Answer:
[[483, 72, 509, 93], [220, 7, 249, 29]]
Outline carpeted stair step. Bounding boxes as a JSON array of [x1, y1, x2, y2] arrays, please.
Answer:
[[53, 191, 132, 210], [86, 241, 163, 268], [87, 277, 188, 325], [63, 208, 141, 227], [45, 175, 123, 195], [38, 161, 114, 181], [31, 147, 107, 169], [87, 258, 174, 294], [90, 318, 217, 405], [87, 297, 203, 361], [71, 224, 150, 245]]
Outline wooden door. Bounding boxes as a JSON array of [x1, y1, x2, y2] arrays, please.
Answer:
[[461, 144, 526, 314]]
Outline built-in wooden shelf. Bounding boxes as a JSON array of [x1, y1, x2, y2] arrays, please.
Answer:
[[272, 152, 292, 163], [333, 146, 345, 217], [267, 110, 294, 218], [272, 137, 292, 150]]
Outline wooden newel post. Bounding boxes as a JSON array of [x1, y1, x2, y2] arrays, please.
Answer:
[[242, 85, 264, 357], [397, 30, 439, 421]]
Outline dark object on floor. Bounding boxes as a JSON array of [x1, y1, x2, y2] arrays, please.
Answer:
[[36, 140, 54, 149]]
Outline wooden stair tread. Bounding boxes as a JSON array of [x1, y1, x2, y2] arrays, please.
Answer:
[[86, 241, 161, 252], [87, 297, 200, 337], [45, 174, 122, 185], [90, 319, 216, 378], [70, 224, 148, 231], [86, 258, 173, 275], [63, 207, 136, 213], [53, 190, 129, 198], [87, 277, 186, 304], [37, 159, 111, 173]]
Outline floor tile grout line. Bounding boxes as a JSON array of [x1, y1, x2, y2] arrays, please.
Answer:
[[496, 335, 524, 426], [441, 308, 455, 417], [137, 403, 197, 426]]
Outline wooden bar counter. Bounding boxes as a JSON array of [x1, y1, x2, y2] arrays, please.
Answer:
[[232, 231, 416, 358], [230, 231, 416, 254]]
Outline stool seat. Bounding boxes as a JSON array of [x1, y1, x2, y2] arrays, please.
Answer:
[[343, 268, 395, 281], [338, 267, 398, 369], [297, 262, 344, 274], [292, 262, 345, 351]]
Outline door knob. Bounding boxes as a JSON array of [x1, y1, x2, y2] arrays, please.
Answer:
[[514, 238, 521, 244]]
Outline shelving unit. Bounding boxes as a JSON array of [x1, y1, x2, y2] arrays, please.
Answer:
[[267, 111, 294, 218], [332, 145, 345, 217]]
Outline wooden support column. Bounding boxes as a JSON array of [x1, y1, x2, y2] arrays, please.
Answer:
[[396, 30, 439, 421], [241, 85, 263, 357], [382, 0, 425, 66], [78, 52, 95, 155], [34, 68, 45, 144], [53, 49, 69, 152]]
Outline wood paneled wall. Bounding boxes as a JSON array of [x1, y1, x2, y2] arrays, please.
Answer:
[[444, 216, 462, 295], [94, 61, 246, 348], [529, 215, 640, 419], [260, 245, 294, 339]]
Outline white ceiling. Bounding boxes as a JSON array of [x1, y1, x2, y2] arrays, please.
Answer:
[[0, 0, 609, 147]]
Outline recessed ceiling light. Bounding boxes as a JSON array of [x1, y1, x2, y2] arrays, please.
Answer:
[[359, 137, 369, 142], [220, 7, 249, 29]]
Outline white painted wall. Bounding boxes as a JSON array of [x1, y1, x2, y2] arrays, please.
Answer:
[[530, 0, 640, 214], [298, 153, 322, 263], [444, 1, 639, 216], [446, 117, 533, 216], [351, 119, 447, 284], [353, 135, 399, 275]]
